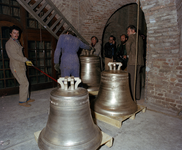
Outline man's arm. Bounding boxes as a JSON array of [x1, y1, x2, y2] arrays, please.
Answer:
[[123, 45, 127, 56], [126, 36, 131, 55], [113, 45, 117, 61], [116, 44, 121, 56], [104, 43, 109, 58], [79, 40, 91, 50], [54, 36, 63, 64], [5, 43, 27, 62]]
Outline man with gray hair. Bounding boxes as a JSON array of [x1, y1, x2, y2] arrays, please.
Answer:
[[126, 25, 144, 100]]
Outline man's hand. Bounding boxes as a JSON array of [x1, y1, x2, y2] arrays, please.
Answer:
[[26, 60, 33, 66], [54, 64, 60, 72]]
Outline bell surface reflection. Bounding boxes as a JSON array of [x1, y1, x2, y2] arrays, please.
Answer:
[[93, 62, 137, 116], [38, 76, 102, 150]]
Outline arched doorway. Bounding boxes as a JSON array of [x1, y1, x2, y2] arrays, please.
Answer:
[[101, 3, 147, 97], [102, 3, 146, 47]]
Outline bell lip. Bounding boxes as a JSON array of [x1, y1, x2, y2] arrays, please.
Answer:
[[38, 127, 102, 150], [94, 104, 138, 117]]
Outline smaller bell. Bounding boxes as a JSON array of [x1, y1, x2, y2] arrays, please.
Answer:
[[80, 49, 101, 91], [93, 62, 137, 116]]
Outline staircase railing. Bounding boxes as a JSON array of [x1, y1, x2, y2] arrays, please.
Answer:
[[17, 0, 89, 44]]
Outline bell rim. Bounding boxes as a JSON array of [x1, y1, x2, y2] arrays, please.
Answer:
[[80, 55, 99, 58], [38, 127, 102, 150]]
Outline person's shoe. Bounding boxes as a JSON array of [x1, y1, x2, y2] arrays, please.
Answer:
[[27, 99, 35, 103], [19, 102, 31, 107]]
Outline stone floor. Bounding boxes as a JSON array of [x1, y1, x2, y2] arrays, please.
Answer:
[[0, 88, 182, 150]]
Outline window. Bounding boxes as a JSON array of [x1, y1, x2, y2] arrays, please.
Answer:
[[27, 13, 42, 29], [0, 0, 20, 21], [28, 41, 52, 84]]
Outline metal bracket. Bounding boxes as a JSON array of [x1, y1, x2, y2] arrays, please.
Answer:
[[57, 76, 81, 90], [108, 62, 122, 70], [81, 49, 94, 56]]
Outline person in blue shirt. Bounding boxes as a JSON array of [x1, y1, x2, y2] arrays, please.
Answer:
[[54, 30, 91, 77]]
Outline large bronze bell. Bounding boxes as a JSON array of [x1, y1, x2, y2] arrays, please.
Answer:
[[38, 76, 102, 150], [93, 62, 137, 116], [80, 50, 101, 91]]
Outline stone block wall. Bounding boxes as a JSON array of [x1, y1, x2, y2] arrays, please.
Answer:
[[50, 0, 182, 112]]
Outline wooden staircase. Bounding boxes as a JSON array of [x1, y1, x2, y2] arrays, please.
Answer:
[[17, 0, 88, 44]]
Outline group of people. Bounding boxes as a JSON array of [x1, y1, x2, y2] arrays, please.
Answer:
[[104, 34, 128, 70], [6, 24, 144, 107], [103, 25, 144, 100], [54, 24, 145, 101]]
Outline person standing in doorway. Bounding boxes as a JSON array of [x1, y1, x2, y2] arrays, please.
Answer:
[[126, 25, 144, 100], [91, 36, 101, 57], [90, 36, 103, 70], [116, 34, 128, 70], [5, 25, 34, 107], [104, 35, 117, 70]]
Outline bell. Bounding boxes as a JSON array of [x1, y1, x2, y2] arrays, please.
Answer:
[[80, 49, 101, 91], [38, 76, 102, 150], [93, 62, 137, 116]]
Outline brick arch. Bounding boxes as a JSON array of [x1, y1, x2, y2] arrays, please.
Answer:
[[101, 3, 146, 50]]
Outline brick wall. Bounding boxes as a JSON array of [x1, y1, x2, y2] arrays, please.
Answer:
[[141, 0, 181, 112], [50, 0, 80, 30], [51, 0, 134, 42], [50, 0, 182, 112]]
